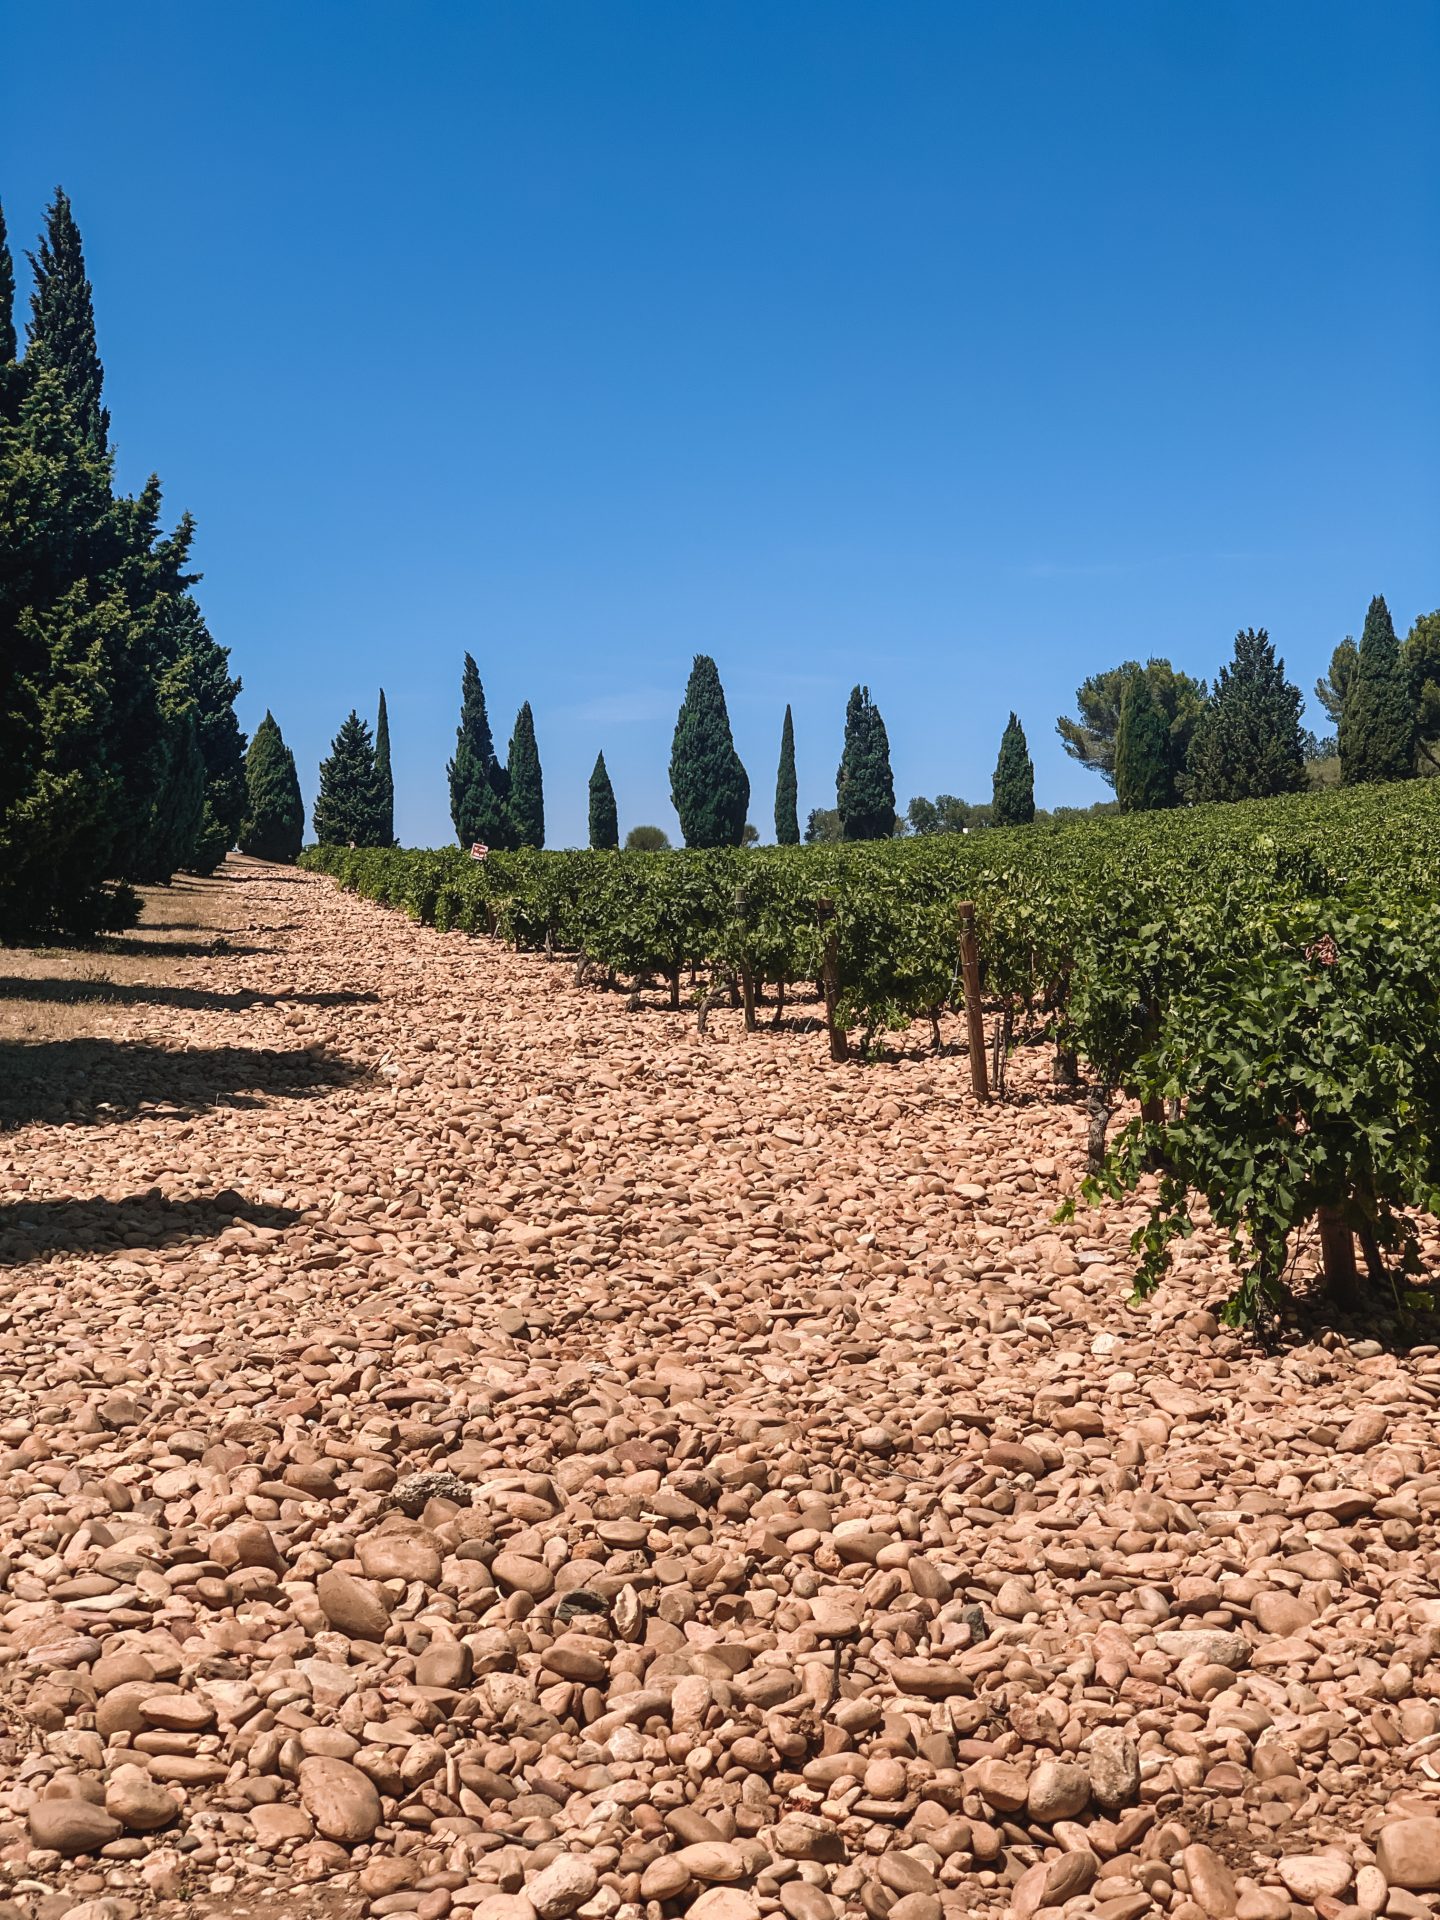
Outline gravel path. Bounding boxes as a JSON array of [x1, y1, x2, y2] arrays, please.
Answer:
[[1, 859, 1438, 1920]]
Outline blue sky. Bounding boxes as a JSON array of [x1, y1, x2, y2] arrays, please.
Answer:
[[4, 3, 1437, 846]]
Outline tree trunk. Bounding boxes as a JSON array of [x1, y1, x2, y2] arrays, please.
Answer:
[[1317, 1203, 1358, 1305], [1087, 1087, 1113, 1174]]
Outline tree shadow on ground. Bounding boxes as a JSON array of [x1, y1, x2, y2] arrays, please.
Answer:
[[96, 935, 271, 960], [0, 1192, 303, 1264], [0, 977, 379, 1013], [0, 1038, 367, 1130]]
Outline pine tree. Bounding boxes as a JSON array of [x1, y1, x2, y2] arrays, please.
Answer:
[[836, 686, 896, 840], [240, 711, 304, 861], [374, 688, 395, 847], [588, 752, 619, 849], [1188, 629, 1306, 803], [992, 712, 1036, 826], [774, 704, 799, 844], [1113, 674, 1173, 813], [1340, 595, 1414, 785], [173, 597, 247, 873], [448, 653, 512, 847], [669, 655, 749, 847], [26, 188, 108, 451], [1057, 660, 1206, 801], [505, 701, 544, 848], [314, 710, 384, 845], [0, 198, 17, 423]]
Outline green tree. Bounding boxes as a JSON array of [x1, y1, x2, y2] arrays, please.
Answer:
[[626, 824, 670, 851], [774, 703, 799, 844], [1341, 595, 1414, 786], [1057, 660, 1205, 802], [448, 652, 512, 848], [804, 807, 842, 843], [1404, 610, 1440, 773], [836, 685, 895, 840], [1188, 628, 1306, 803], [992, 712, 1035, 825], [1315, 636, 1357, 728], [0, 198, 17, 422], [314, 710, 384, 845], [907, 793, 992, 834], [173, 597, 247, 873], [1113, 672, 1173, 813], [25, 188, 108, 451], [669, 654, 749, 847], [240, 711, 304, 862], [588, 751, 619, 849], [374, 688, 395, 847], [505, 701, 544, 847]]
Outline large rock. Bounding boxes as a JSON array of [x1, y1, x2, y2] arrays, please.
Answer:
[[28, 1795, 123, 1856], [297, 1756, 382, 1843], [525, 1854, 599, 1920], [316, 1568, 391, 1640], [1377, 1820, 1440, 1892]]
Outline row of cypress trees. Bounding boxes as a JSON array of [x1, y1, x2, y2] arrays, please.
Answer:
[[0, 191, 252, 937], [313, 694, 395, 847], [447, 655, 545, 850]]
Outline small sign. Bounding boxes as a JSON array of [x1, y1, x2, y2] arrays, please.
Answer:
[[470, 843, 489, 861]]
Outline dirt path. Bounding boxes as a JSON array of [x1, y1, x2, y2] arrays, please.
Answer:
[[0, 859, 1437, 1920]]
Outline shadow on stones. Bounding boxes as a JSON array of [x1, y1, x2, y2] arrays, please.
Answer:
[[0, 1192, 303, 1263], [0, 977, 379, 1013], [0, 1038, 367, 1131]]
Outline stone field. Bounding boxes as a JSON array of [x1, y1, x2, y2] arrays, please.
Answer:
[[0, 858, 1438, 1920]]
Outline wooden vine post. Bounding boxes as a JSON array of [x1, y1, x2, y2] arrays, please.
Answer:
[[815, 899, 848, 1062], [734, 886, 757, 1032], [958, 902, 989, 1102]]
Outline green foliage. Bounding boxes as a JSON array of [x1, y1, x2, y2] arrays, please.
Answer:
[[1406, 610, 1440, 774], [1113, 672, 1173, 813], [836, 686, 895, 841], [804, 807, 842, 843], [1188, 629, 1305, 803], [774, 704, 799, 844], [1315, 636, 1357, 727], [314, 710, 385, 846], [1341, 595, 1414, 785], [0, 197, 16, 395], [670, 655, 749, 848], [992, 712, 1035, 826], [505, 701, 544, 848], [908, 794, 992, 835], [240, 711, 304, 862], [448, 653, 512, 848], [173, 597, 247, 873], [374, 689, 395, 848], [25, 189, 109, 451], [588, 751, 618, 850], [1057, 659, 1205, 798], [625, 825, 670, 851]]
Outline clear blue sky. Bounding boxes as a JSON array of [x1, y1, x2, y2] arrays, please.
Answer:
[[4, 3, 1437, 847]]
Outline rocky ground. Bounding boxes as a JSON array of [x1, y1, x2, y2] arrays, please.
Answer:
[[1, 857, 1438, 1920]]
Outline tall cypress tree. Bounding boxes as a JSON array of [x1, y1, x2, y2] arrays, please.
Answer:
[[774, 704, 799, 844], [314, 710, 384, 845], [1188, 629, 1306, 803], [26, 188, 108, 451], [374, 688, 395, 847], [1340, 595, 1414, 785], [173, 598, 247, 873], [992, 712, 1036, 826], [1113, 674, 1172, 813], [0, 198, 17, 423], [240, 712, 304, 862], [669, 654, 749, 847], [836, 686, 896, 840], [589, 751, 619, 849], [506, 701, 544, 848], [448, 653, 511, 847]]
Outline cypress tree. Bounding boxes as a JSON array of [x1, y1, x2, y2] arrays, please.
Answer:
[[992, 712, 1036, 825], [589, 752, 619, 849], [0, 198, 17, 424], [836, 686, 896, 840], [774, 704, 799, 844], [1113, 674, 1172, 812], [1188, 628, 1306, 803], [172, 597, 247, 873], [374, 688, 395, 847], [314, 710, 384, 845], [1340, 595, 1414, 785], [448, 653, 512, 847], [505, 701, 544, 848], [669, 654, 749, 847], [26, 188, 108, 451], [240, 712, 304, 862]]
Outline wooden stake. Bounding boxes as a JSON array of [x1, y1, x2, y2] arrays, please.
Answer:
[[958, 902, 989, 1102], [735, 886, 757, 1032]]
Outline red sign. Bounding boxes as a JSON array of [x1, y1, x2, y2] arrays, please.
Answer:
[[470, 843, 489, 861]]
